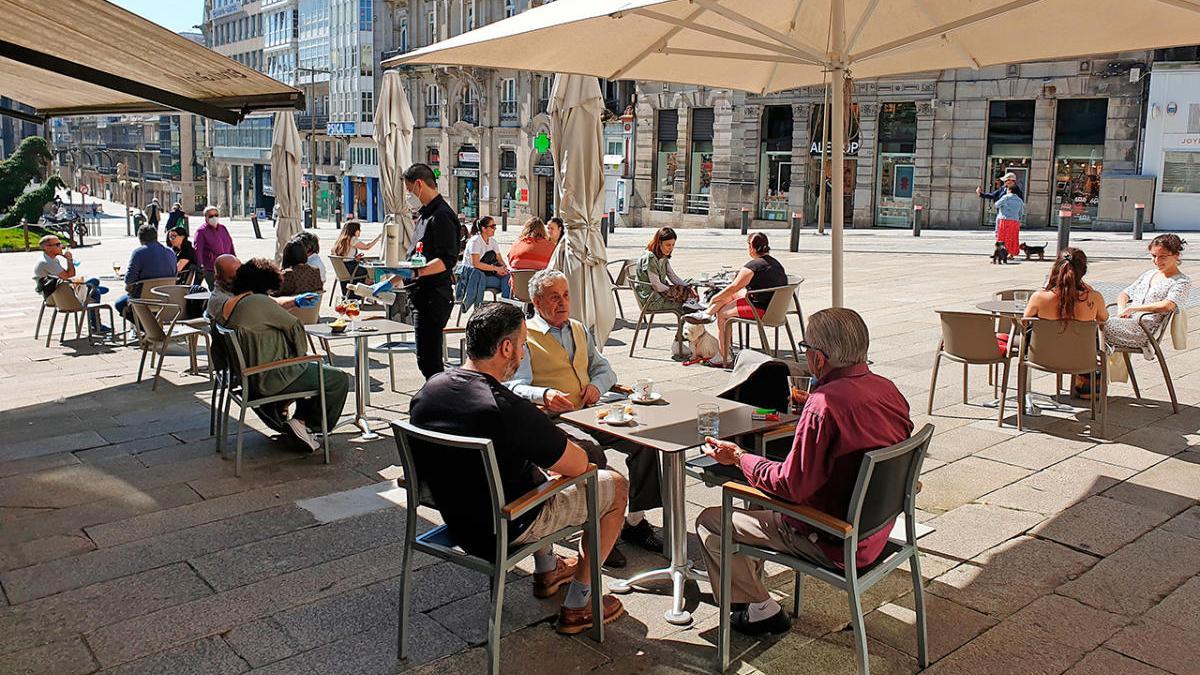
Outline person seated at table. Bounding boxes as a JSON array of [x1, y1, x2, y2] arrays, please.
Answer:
[[506, 269, 664, 568], [277, 239, 324, 296], [218, 257, 349, 452], [687, 232, 787, 369], [331, 220, 379, 294], [695, 308, 913, 636], [32, 234, 109, 334], [167, 225, 200, 284], [410, 302, 629, 633], [547, 216, 564, 250], [634, 227, 697, 315], [292, 230, 327, 284], [1021, 246, 1109, 398], [206, 254, 301, 320], [115, 224, 178, 317], [456, 215, 514, 310], [508, 216, 556, 271], [1104, 234, 1191, 353]]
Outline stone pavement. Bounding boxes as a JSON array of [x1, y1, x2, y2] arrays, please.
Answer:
[[0, 220, 1197, 674]]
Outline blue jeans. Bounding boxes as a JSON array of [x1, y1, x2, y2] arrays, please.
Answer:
[[483, 273, 513, 300]]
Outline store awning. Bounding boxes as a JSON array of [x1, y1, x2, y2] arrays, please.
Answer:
[[0, 0, 303, 125]]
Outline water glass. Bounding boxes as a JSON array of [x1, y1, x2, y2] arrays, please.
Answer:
[[608, 402, 627, 423], [697, 403, 720, 437], [1013, 290, 1031, 311], [787, 375, 817, 414]]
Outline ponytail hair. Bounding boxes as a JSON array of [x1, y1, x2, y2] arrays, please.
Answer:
[[748, 232, 770, 255], [471, 215, 495, 237], [1045, 247, 1089, 321]]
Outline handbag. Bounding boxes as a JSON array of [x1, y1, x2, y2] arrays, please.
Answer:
[[480, 249, 501, 276]]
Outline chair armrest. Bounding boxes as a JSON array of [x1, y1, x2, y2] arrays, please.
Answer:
[[501, 464, 598, 521], [243, 355, 324, 376], [722, 482, 852, 539]]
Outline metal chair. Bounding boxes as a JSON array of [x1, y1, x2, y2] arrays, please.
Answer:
[[785, 274, 808, 341], [928, 310, 1013, 425], [1016, 318, 1107, 434], [1106, 305, 1180, 414], [727, 283, 802, 362], [129, 299, 210, 391], [627, 278, 688, 357], [42, 282, 116, 347], [327, 256, 354, 306], [391, 420, 605, 675], [510, 268, 537, 304], [716, 424, 934, 674], [606, 259, 634, 320], [287, 293, 332, 365], [212, 324, 330, 476]]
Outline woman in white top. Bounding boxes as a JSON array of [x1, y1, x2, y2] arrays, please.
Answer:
[[1105, 233, 1191, 350], [464, 215, 513, 299], [330, 220, 379, 293]]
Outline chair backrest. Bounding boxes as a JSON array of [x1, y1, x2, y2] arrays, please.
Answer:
[[327, 256, 353, 283], [288, 294, 324, 325], [151, 284, 191, 322], [129, 299, 168, 343], [213, 323, 249, 388], [993, 287, 1038, 301], [391, 419, 504, 526], [138, 277, 177, 299], [1024, 318, 1100, 373], [49, 283, 84, 311], [511, 269, 536, 303], [747, 284, 800, 326], [936, 310, 1005, 362], [208, 319, 232, 376], [846, 424, 934, 543]]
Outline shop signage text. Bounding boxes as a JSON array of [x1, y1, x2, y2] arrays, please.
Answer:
[[458, 151, 481, 164], [498, 169, 518, 179], [809, 141, 861, 156], [532, 165, 555, 177], [452, 167, 480, 178], [327, 122, 357, 137]]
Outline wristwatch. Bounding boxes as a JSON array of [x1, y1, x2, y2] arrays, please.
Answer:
[[733, 448, 747, 463]]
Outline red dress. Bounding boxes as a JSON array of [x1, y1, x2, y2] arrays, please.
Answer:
[[996, 218, 1021, 258]]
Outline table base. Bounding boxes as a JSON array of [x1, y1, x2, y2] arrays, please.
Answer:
[[610, 561, 708, 625]]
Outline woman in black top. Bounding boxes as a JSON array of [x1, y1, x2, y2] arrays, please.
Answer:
[[698, 232, 786, 367], [167, 225, 201, 284]]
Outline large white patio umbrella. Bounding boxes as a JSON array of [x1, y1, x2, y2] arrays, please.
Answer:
[[270, 110, 302, 262], [373, 71, 417, 265], [384, 0, 1200, 307], [547, 74, 618, 347]]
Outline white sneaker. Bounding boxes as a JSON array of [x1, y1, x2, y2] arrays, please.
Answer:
[[683, 310, 715, 325], [286, 417, 319, 452]]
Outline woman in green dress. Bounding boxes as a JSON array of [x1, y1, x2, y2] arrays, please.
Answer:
[[634, 227, 697, 313]]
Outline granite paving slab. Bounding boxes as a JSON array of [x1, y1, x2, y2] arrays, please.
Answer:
[[102, 636, 250, 675], [0, 482, 200, 546], [1062, 648, 1172, 675], [1031, 494, 1171, 557], [1104, 618, 1200, 675], [1058, 528, 1200, 616]]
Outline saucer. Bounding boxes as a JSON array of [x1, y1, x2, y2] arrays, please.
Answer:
[[604, 415, 638, 427], [630, 392, 663, 404]]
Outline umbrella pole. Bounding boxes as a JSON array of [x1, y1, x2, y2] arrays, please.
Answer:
[[817, 83, 830, 237], [830, 1, 846, 308]]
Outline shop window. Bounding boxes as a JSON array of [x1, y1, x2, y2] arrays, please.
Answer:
[[687, 108, 714, 215], [500, 78, 518, 122], [1053, 99, 1107, 226], [875, 102, 917, 227], [804, 102, 859, 225], [653, 109, 678, 211], [983, 100, 1035, 226], [1161, 151, 1200, 193], [499, 149, 518, 211], [759, 105, 793, 221]]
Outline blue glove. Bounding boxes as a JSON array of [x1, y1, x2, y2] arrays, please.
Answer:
[[295, 292, 319, 308]]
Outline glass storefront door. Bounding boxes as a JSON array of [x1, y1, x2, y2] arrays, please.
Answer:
[[982, 157, 1031, 226], [457, 176, 478, 219], [1051, 99, 1107, 228], [759, 152, 791, 221], [876, 153, 915, 227]]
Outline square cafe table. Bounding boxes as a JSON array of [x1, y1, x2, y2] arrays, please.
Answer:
[[305, 318, 413, 440], [560, 389, 797, 625]]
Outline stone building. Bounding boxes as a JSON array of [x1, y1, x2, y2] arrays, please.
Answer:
[[629, 53, 1150, 232]]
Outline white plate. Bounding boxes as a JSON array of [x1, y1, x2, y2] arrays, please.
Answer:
[[603, 416, 638, 426], [630, 392, 663, 404]]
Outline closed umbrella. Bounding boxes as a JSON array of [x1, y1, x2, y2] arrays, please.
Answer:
[[385, 0, 1200, 307], [270, 110, 302, 262], [547, 74, 617, 348], [373, 71, 417, 265]]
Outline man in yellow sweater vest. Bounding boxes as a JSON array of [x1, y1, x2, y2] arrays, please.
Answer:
[[507, 270, 664, 569]]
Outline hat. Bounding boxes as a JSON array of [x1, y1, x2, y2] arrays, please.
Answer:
[[1001, 172, 1018, 182]]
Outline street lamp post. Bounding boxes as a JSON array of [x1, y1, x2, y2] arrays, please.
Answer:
[[296, 66, 330, 229]]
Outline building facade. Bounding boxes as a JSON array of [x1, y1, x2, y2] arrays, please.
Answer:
[[629, 53, 1151, 232]]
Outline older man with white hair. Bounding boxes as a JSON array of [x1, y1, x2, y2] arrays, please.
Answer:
[[695, 307, 913, 637], [507, 269, 664, 568]]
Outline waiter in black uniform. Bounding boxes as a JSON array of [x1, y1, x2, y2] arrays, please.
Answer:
[[403, 163, 459, 379]]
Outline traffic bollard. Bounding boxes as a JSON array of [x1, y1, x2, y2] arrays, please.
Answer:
[[609, 208, 617, 233], [601, 214, 609, 246], [250, 214, 263, 239], [1133, 203, 1145, 240], [1056, 210, 1071, 253], [789, 212, 802, 252], [501, 209, 508, 232], [912, 204, 923, 237], [740, 208, 749, 235]]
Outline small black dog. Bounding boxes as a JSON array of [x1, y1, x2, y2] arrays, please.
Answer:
[[1020, 242, 1047, 260], [991, 241, 1010, 264]]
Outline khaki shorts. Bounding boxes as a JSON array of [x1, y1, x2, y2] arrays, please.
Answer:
[[513, 469, 620, 545]]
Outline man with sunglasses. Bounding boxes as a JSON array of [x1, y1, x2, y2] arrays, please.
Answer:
[[694, 308, 913, 636], [33, 234, 109, 333]]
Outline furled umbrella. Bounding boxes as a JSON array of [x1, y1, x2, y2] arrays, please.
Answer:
[[547, 74, 617, 348], [373, 70, 417, 264], [270, 110, 302, 262]]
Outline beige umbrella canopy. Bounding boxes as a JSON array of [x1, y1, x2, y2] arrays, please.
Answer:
[[271, 111, 303, 262], [385, 0, 1200, 307], [373, 71, 417, 265], [547, 74, 618, 348]]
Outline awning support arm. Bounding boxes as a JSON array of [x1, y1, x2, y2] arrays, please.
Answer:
[[0, 103, 44, 125]]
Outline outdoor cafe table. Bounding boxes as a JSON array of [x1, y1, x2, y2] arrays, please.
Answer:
[[975, 299, 1068, 415], [304, 318, 412, 441], [559, 389, 797, 626], [184, 290, 212, 302]]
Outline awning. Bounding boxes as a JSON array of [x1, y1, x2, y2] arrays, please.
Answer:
[[0, 0, 303, 124]]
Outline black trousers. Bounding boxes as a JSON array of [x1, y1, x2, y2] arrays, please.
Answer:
[[411, 283, 454, 380], [558, 422, 663, 512]]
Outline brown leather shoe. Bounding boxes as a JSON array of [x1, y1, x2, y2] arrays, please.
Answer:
[[532, 556, 578, 599], [555, 594, 625, 635]]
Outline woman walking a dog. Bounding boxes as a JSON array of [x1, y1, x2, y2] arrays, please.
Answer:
[[994, 183, 1024, 261]]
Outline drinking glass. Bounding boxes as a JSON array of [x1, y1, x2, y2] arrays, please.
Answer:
[[697, 403, 720, 437], [112, 261, 121, 277], [1013, 290, 1031, 311], [787, 375, 817, 414], [345, 302, 360, 331], [608, 402, 627, 423]]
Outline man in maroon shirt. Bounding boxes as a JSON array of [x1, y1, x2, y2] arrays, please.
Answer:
[[696, 307, 913, 635]]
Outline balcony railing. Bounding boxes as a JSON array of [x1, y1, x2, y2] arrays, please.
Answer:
[[425, 105, 441, 126], [499, 100, 518, 124], [685, 192, 710, 215], [651, 191, 674, 212], [461, 104, 478, 126]]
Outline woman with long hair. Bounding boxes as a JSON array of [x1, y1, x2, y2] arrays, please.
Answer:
[[167, 225, 200, 284], [546, 216, 564, 249], [689, 232, 787, 368], [455, 215, 513, 308], [1104, 234, 1191, 350], [507, 216, 555, 270], [277, 239, 324, 296], [1022, 247, 1109, 398], [331, 220, 377, 293], [633, 227, 696, 316]]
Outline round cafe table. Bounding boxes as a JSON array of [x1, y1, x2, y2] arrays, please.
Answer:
[[975, 299, 1025, 316]]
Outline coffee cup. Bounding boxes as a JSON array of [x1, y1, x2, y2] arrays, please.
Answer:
[[608, 402, 627, 423], [635, 378, 655, 400]]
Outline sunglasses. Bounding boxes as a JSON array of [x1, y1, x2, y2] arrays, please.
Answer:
[[797, 341, 822, 356]]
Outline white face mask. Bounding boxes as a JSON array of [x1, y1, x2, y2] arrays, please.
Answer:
[[205, 215, 218, 226]]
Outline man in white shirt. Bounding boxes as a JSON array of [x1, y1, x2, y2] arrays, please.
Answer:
[[33, 234, 109, 333]]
